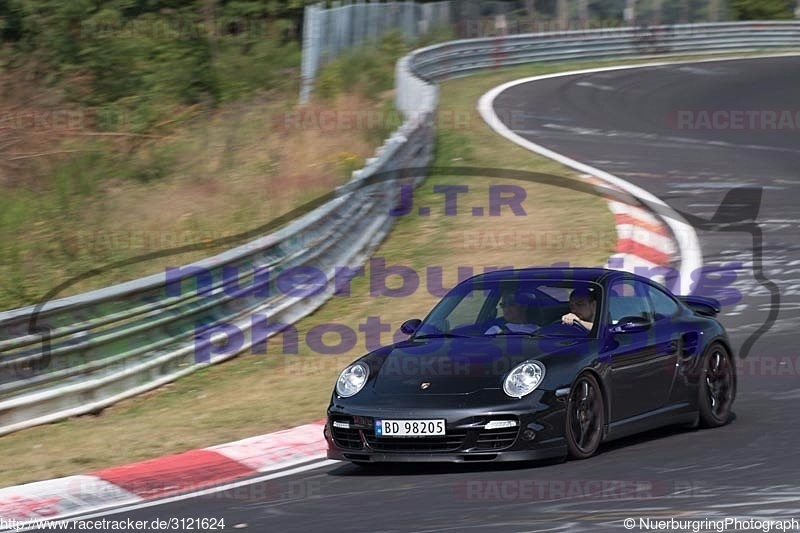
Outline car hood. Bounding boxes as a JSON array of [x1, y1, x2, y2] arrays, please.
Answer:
[[368, 336, 592, 395]]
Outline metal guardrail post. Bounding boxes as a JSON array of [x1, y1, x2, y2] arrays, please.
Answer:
[[299, 3, 322, 104]]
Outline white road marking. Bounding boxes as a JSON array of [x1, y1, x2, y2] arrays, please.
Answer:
[[575, 81, 615, 91]]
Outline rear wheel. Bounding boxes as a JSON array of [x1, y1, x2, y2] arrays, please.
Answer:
[[565, 373, 605, 459], [697, 343, 736, 427]]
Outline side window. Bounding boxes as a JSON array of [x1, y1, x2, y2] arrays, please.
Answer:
[[646, 284, 680, 320], [607, 279, 653, 324]]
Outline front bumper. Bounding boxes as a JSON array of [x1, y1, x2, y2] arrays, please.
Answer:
[[325, 391, 567, 463], [325, 444, 567, 463]]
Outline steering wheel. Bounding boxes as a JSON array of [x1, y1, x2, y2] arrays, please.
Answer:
[[482, 320, 513, 335], [551, 318, 588, 332]]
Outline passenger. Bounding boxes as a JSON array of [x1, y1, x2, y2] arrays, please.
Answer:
[[485, 290, 538, 335]]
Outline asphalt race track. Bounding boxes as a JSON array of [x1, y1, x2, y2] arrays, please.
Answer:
[[32, 56, 800, 532]]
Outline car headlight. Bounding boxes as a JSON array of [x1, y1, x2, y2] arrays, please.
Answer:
[[503, 361, 545, 398], [336, 362, 370, 397]]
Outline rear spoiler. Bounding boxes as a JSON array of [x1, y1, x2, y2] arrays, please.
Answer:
[[677, 295, 721, 317]]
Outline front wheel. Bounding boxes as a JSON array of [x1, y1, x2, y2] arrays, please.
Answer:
[[697, 343, 736, 427], [565, 373, 605, 459]]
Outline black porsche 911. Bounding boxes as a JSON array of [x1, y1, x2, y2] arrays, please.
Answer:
[[324, 267, 736, 463]]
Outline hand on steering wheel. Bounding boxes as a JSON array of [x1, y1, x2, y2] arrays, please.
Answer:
[[570, 319, 588, 331], [558, 313, 588, 331]]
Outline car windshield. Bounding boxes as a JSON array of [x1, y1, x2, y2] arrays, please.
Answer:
[[414, 277, 602, 338]]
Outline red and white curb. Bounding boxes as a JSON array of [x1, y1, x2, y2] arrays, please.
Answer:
[[583, 175, 678, 278], [0, 420, 328, 523]]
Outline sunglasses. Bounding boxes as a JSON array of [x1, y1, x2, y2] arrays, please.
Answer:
[[499, 301, 520, 308]]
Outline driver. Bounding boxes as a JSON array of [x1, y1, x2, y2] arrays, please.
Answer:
[[485, 290, 538, 335], [561, 287, 597, 330]]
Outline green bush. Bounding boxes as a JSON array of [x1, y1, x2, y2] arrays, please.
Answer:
[[214, 36, 302, 102], [314, 30, 410, 101], [126, 143, 178, 183], [315, 63, 342, 100], [3, 1, 306, 109], [731, 0, 794, 19], [4, 0, 91, 65]]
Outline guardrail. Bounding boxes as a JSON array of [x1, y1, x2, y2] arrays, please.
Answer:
[[407, 22, 800, 83], [1, 21, 798, 436]]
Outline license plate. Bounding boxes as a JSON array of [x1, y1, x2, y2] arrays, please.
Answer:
[[375, 419, 446, 437]]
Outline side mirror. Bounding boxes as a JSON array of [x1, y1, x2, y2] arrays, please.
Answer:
[[609, 316, 651, 335], [400, 319, 422, 335]]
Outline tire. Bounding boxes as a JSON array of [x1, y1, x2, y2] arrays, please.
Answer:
[[565, 373, 605, 459], [697, 343, 736, 428]]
